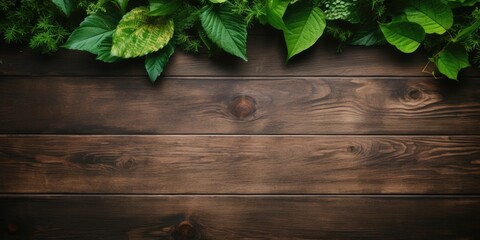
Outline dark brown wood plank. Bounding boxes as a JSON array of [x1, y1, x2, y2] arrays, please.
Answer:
[[1, 77, 480, 134], [1, 195, 479, 239], [1, 135, 479, 194], [3, 35, 478, 77]]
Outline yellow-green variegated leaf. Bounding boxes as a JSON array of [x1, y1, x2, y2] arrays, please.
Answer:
[[111, 7, 174, 58]]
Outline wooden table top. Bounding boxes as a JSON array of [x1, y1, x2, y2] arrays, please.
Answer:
[[1, 33, 480, 239]]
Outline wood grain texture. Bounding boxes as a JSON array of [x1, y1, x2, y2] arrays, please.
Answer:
[[1, 77, 480, 134], [1, 135, 479, 194], [1, 195, 480, 239], [3, 35, 478, 78]]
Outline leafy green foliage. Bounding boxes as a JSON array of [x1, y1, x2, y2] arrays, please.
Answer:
[[149, 0, 181, 16], [435, 44, 471, 80], [0, 0, 75, 52], [443, 0, 480, 8], [115, 0, 128, 14], [454, 18, 480, 42], [111, 7, 174, 58], [96, 35, 121, 62], [262, 0, 289, 30], [2, 0, 480, 82], [64, 9, 122, 55], [52, 0, 77, 16], [322, 0, 364, 23], [380, 21, 426, 53], [350, 26, 386, 46], [145, 42, 175, 83], [283, 1, 326, 60], [200, 2, 248, 61], [404, 0, 453, 34]]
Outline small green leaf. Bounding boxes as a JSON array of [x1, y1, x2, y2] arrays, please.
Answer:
[[265, 0, 289, 30], [115, 0, 129, 14], [350, 26, 386, 46], [404, 0, 453, 34], [283, 1, 326, 60], [148, 0, 182, 16], [96, 35, 121, 63], [111, 7, 174, 58], [200, 3, 248, 61], [52, 0, 77, 16], [453, 18, 480, 42], [145, 42, 175, 83], [435, 44, 470, 80], [209, 0, 227, 3], [64, 10, 122, 54], [379, 21, 425, 53]]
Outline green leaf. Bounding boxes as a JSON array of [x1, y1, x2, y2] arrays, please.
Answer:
[[148, 0, 182, 16], [209, 0, 227, 3], [111, 7, 174, 58], [64, 10, 122, 55], [115, 0, 129, 14], [283, 1, 326, 60], [404, 0, 453, 34], [453, 18, 480, 42], [265, 0, 289, 30], [435, 44, 470, 80], [96, 35, 121, 63], [52, 0, 77, 16], [200, 3, 248, 61], [145, 42, 175, 83], [350, 26, 386, 46], [379, 21, 425, 53]]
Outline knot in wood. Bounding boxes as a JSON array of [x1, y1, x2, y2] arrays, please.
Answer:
[[407, 88, 422, 100], [229, 95, 256, 119], [347, 145, 360, 153], [115, 155, 138, 170], [173, 220, 197, 240]]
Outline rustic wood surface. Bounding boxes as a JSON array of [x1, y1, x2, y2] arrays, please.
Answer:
[[1, 195, 480, 240], [1, 77, 480, 134], [1, 31, 480, 239], [1, 135, 480, 194]]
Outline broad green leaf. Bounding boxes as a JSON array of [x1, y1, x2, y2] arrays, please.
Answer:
[[283, 1, 326, 60], [350, 26, 386, 46], [209, 0, 227, 3], [52, 0, 77, 16], [96, 35, 121, 63], [145, 42, 175, 83], [453, 18, 480, 42], [265, 0, 289, 30], [111, 7, 174, 58], [379, 21, 425, 53], [200, 3, 248, 61], [115, 0, 129, 14], [63, 10, 122, 54], [404, 0, 453, 34], [435, 44, 470, 80], [149, 0, 182, 16]]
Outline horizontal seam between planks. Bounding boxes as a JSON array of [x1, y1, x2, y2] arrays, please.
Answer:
[[1, 134, 480, 137], [1, 193, 480, 198], [1, 75, 480, 79]]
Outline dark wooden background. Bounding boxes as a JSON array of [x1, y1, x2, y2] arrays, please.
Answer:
[[1, 31, 480, 239]]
